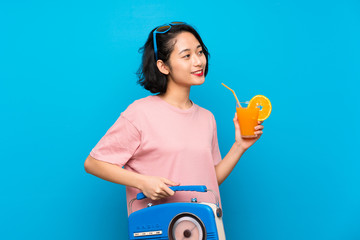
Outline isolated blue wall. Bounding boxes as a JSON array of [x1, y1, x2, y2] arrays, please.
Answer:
[[1, 0, 359, 239]]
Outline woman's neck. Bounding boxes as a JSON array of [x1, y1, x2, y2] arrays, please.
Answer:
[[159, 83, 192, 110]]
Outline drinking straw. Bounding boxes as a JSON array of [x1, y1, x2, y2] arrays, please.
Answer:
[[221, 83, 242, 108]]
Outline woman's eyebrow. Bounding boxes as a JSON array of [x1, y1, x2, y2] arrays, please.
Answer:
[[178, 48, 190, 55], [178, 45, 202, 55]]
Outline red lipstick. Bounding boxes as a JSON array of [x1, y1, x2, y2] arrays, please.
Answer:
[[192, 70, 204, 76]]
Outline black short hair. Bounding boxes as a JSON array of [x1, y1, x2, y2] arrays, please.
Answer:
[[136, 23, 210, 94]]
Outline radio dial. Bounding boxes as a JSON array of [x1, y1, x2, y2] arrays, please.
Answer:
[[169, 214, 206, 240]]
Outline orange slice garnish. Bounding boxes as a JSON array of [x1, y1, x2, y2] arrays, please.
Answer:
[[248, 95, 272, 121]]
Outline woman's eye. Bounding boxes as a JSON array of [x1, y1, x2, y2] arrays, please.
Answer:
[[198, 50, 203, 55], [183, 54, 190, 58]]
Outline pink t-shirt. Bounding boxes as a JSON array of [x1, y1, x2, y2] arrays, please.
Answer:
[[90, 95, 222, 215]]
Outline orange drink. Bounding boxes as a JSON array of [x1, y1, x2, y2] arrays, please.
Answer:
[[221, 83, 272, 138], [236, 102, 260, 138]]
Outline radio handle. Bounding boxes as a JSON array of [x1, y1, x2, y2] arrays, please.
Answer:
[[129, 185, 221, 215], [136, 185, 207, 200]]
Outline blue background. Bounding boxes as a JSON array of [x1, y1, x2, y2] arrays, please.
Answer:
[[1, 0, 359, 239]]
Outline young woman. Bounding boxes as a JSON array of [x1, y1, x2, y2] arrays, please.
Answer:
[[84, 22, 264, 214]]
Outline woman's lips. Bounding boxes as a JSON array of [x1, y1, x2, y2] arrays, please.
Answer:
[[192, 70, 204, 76]]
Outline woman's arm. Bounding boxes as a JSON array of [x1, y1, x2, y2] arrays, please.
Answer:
[[215, 113, 264, 185], [215, 142, 246, 185], [84, 155, 179, 200]]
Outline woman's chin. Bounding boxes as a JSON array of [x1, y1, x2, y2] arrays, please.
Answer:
[[192, 77, 205, 86]]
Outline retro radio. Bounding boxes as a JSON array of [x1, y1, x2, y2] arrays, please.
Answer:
[[128, 185, 226, 240]]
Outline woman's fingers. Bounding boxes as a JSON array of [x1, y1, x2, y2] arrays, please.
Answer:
[[162, 178, 179, 187], [162, 178, 179, 196], [151, 188, 173, 200], [254, 123, 264, 136], [150, 189, 169, 200], [233, 113, 240, 128], [150, 178, 179, 200], [162, 185, 175, 197], [142, 176, 180, 200]]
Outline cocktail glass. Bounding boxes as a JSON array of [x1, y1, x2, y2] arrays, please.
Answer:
[[236, 102, 259, 138]]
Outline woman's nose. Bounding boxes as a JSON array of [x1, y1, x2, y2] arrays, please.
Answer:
[[193, 54, 202, 66]]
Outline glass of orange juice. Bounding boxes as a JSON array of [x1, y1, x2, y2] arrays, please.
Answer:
[[236, 102, 259, 138]]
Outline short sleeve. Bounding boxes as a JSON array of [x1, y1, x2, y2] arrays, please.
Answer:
[[90, 115, 141, 167], [211, 114, 222, 166]]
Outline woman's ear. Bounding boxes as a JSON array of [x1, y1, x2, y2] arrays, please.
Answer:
[[156, 60, 170, 75]]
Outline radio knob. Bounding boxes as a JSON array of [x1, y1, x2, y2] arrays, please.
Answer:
[[216, 207, 223, 218], [183, 229, 192, 238]]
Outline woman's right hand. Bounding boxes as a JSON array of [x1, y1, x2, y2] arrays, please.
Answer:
[[139, 176, 180, 201]]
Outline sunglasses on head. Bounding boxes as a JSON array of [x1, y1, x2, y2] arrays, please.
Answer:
[[153, 22, 186, 61]]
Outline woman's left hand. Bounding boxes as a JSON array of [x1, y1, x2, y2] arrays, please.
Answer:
[[233, 113, 264, 151]]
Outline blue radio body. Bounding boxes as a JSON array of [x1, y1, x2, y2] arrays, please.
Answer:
[[128, 185, 226, 240]]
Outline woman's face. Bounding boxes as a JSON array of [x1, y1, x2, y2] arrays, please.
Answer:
[[166, 31, 207, 88]]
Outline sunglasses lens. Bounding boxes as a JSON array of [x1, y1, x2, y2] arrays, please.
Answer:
[[171, 21, 185, 25], [156, 25, 171, 33]]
